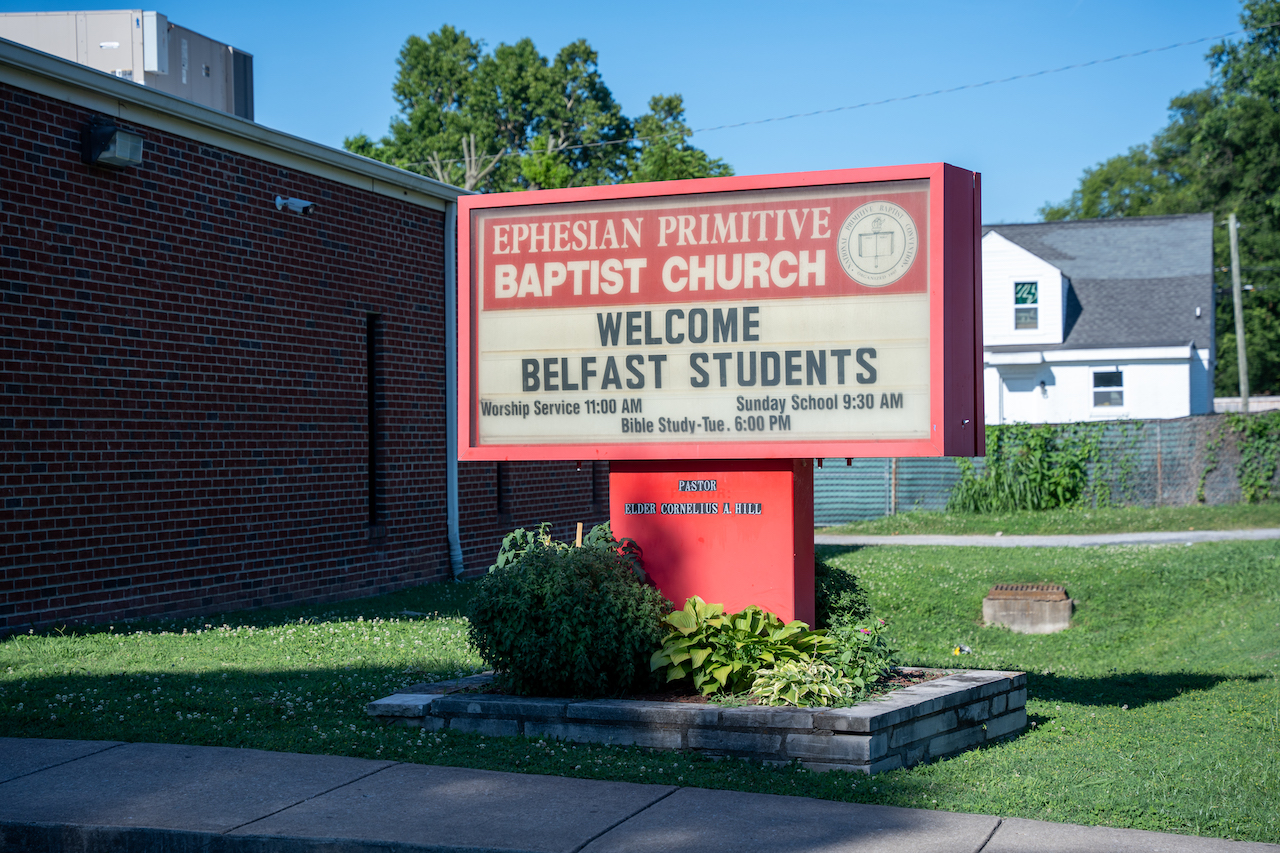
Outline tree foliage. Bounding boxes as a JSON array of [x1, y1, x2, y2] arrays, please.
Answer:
[[346, 27, 730, 192], [1040, 1, 1280, 395], [628, 94, 732, 184]]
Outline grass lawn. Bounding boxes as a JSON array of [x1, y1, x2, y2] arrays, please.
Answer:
[[818, 502, 1280, 537], [1, 537, 1277, 843]]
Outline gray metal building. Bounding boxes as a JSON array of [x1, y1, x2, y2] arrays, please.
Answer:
[[0, 9, 252, 119]]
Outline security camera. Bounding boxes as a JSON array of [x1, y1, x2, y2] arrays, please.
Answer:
[[275, 196, 316, 216]]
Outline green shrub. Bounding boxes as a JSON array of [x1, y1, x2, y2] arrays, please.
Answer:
[[488, 522, 645, 579], [749, 659, 856, 706], [824, 617, 897, 696], [814, 554, 871, 628], [466, 523, 670, 697], [649, 596, 834, 696]]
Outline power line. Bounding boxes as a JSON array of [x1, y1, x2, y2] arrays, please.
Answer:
[[689, 27, 1266, 135], [392, 22, 1278, 175]]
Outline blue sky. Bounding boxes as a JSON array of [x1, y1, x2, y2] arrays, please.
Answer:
[[4, 0, 1247, 222]]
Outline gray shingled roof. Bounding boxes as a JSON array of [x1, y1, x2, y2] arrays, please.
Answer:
[[983, 213, 1215, 352]]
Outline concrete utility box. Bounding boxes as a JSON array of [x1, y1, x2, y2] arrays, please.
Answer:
[[0, 10, 253, 120], [983, 583, 1072, 634]]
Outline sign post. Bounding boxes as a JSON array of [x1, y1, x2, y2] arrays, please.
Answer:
[[459, 164, 983, 622], [609, 458, 815, 623]]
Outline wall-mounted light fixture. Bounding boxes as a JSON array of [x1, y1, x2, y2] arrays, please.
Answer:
[[275, 196, 316, 216], [81, 117, 144, 168]]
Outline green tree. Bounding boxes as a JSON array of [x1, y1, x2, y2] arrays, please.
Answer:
[[1040, 1, 1280, 395], [628, 94, 734, 183], [346, 28, 729, 192], [1038, 144, 1198, 221], [512, 39, 634, 190], [345, 27, 560, 191]]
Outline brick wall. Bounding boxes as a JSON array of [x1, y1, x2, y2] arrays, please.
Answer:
[[0, 81, 607, 631], [458, 460, 609, 571]]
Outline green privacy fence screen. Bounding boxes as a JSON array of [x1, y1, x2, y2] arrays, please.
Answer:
[[814, 414, 1279, 526]]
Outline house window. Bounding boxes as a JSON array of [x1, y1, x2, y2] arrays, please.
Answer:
[[1014, 281, 1038, 329], [1093, 370, 1123, 407]]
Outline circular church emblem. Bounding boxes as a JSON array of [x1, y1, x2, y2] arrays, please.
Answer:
[[836, 201, 919, 286]]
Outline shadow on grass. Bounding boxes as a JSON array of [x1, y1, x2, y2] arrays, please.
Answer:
[[0, 665, 452, 758], [816, 544, 873, 559], [1026, 670, 1270, 709], [7, 582, 476, 640]]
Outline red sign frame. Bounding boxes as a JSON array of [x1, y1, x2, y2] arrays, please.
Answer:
[[458, 163, 984, 462]]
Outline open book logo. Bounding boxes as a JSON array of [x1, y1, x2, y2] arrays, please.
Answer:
[[838, 202, 918, 286], [857, 217, 895, 268]]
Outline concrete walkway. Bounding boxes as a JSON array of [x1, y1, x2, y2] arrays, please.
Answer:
[[815, 527, 1280, 548], [1, 738, 1275, 852]]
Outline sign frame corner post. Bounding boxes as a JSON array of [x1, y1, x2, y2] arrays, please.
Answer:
[[456, 193, 480, 461], [459, 165, 983, 624], [971, 169, 987, 458], [792, 457, 816, 627], [939, 163, 985, 458]]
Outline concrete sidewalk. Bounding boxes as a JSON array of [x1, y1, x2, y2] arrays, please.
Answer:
[[815, 527, 1280, 548], [1, 738, 1275, 852]]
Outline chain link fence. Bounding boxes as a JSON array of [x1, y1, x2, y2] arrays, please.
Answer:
[[814, 414, 1259, 526]]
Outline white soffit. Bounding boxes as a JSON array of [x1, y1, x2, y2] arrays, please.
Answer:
[[1042, 345, 1193, 363], [985, 345, 1194, 366], [986, 351, 1044, 365]]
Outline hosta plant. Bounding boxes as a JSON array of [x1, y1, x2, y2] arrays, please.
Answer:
[[649, 596, 835, 696], [750, 618, 898, 707], [749, 659, 856, 707]]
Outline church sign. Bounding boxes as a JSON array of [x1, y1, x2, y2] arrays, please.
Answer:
[[458, 163, 984, 461]]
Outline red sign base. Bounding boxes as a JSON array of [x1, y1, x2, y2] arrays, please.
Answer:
[[610, 459, 815, 625]]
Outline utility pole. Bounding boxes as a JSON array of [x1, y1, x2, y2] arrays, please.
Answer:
[[1229, 212, 1250, 413]]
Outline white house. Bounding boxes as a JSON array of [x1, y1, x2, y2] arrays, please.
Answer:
[[981, 214, 1215, 424]]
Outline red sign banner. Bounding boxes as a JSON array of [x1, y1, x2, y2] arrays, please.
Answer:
[[476, 188, 928, 311]]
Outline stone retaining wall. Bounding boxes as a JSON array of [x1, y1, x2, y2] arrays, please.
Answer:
[[366, 669, 1027, 774]]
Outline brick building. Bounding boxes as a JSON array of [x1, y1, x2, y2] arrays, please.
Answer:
[[1, 38, 606, 632]]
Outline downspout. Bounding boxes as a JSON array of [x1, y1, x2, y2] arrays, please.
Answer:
[[444, 202, 464, 579]]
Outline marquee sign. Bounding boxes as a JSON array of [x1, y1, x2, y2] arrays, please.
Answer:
[[458, 163, 983, 461]]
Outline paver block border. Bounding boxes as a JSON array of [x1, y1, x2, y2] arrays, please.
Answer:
[[368, 668, 1027, 775]]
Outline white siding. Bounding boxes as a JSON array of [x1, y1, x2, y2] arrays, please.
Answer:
[[985, 356, 1196, 424], [981, 232, 1067, 346], [983, 365, 1002, 425]]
